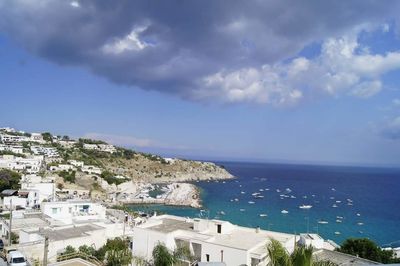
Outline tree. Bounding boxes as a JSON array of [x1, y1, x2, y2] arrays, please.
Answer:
[[0, 169, 21, 192], [267, 239, 336, 266], [337, 238, 400, 264], [152, 243, 176, 266], [41, 132, 53, 142], [102, 237, 133, 266], [64, 245, 77, 255]]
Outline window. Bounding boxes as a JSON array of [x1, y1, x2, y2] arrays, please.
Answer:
[[217, 224, 222, 234], [206, 254, 210, 262], [52, 208, 58, 214]]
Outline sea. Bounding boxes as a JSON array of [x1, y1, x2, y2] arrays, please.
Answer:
[[129, 161, 400, 248]]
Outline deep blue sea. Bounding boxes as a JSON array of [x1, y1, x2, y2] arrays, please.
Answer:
[[129, 162, 400, 247]]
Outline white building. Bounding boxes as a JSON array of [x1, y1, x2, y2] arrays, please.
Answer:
[[98, 144, 116, 153], [132, 215, 297, 266], [41, 200, 106, 225], [0, 134, 30, 143], [83, 143, 99, 150], [57, 140, 77, 148], [2, 190, 40, 210], [82, 165, 102, 175], [30, 146, 59, 158], [49, 164, 75, 172], [68, 159, 84, 168], [0, 144, 24, 154], [0, 155, 43, 173], [30, 133, 45, 143], [21, 182, 55, 203]]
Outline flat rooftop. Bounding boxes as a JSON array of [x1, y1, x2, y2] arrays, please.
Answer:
[[313, 249, 380, 265], [146, 218, 194, 233], [34, 224, 104, 241]]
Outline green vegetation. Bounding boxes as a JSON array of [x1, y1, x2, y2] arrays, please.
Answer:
[[41, 132, 53, 142], [11, 232, 19, 244], [101, 171, 128, 185], [79, 138, 107, 145], [267, 239, 336, 266], [58, 170, 76, 183], [133, 242, 194, 266], [337, 238, 400, 264], [0, 169, 21, 192]]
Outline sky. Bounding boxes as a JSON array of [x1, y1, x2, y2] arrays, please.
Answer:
[[1, 0, 400, 166]]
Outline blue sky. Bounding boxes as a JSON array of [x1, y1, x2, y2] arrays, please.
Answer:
[[1, 1, 400, 166]]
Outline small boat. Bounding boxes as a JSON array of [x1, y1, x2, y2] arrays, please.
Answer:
[[255, 195, 264, 199], [332, 204, 338, 208], [290, 195, 296, 199], [248, 201, 255, 204], [331, 188, 336, 191], [259, 214, 268, 217], [347, 198, 353, 202], [230, 199, 234, 202], [222, 181, 226, 184], [241, 191, 246, 194], [259, 189, 264, 192], [285, 188, 292, 193], [356, 213, 361, 216], [357, 222, 364, 226], [334, 231, 341, 235], [219, 211, 226, 215], [276, 189, 281, 193], [336, 200, 341, 203], [336, 219, 342, 223], [252, 192, 260, 196], [347, 203, 353, 206], [234, 198, 239, 202], [336, 216, 344, 219], [330, 197, 335, 200], [239, 184, 242, 187], [240, 209, 245, 212], [358, 231, 363, 234], [299, 205, 312, 209], [303, 195, 308, 199], [311, 194, 315, 197], [265, 188, 270, 191], [281, 210, 289, 214], [318, 220, 329, 224]]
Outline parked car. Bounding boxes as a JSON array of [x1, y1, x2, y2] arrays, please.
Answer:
[[7, 250, 27, 266], [0, 239, 4, 251]]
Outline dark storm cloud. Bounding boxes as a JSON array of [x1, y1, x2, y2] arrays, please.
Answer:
[[0, 0, 399, 102]]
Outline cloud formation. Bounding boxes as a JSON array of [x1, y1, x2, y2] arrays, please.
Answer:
[[381, 117, 400, 140], [1, 0, 400, 105]]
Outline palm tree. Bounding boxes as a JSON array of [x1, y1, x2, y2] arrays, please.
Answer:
[[267, 239, 336, 266]]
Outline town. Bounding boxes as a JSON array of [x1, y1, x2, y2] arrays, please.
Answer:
[[0, 127, 396, 265]]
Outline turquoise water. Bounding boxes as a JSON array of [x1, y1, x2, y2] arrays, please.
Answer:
[[129, 162, 400, 247]]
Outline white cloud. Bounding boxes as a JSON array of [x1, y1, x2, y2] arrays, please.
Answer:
[[102, 25, 150, 54], [70, 1, 79, 8], [199, 27, 400, 106]]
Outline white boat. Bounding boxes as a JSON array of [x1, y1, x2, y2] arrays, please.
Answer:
[[259, 214, 268, 217], [276, 189, 281, 193], [330, 197, 335, 200], [248, 201, 255, 204], [336, 200, 341, 203], [259, 189, 264, 192], [281, 210, 289, 214], [347, 203, 353, 206], [336, 219, 342, 223], [285, 188, 292, 193], [240, 209, 245, 212], [219, 211, 226, 215], [357, 222, 364, 225], [252, 192, 260, 196], [234, 198, 239, 202], [302, 195, 308, 199], [336, 216, 344, 219], [356, 213, 361, 216], [332, 204, 338, 208], [334, 231, 341, 235], [299, 205, 312, 209], [318, 220, 329, 224], [241, 191, 246, 194], [255, 195, 264, 199], [290, 195, 296, 199]]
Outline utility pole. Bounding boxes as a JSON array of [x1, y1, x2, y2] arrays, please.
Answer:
[[43, 236, 49, 266], [8, 198, 12, 246]]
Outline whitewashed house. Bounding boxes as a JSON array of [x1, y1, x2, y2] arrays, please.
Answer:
[[82, 165, 102, 175], [20, 182, 55, 203], [0, 134, 29, 143], [132, 215, 297, 266], [30, 133, 45, 143], [30, 146, 59, 157], [98, 144, 116, 153], [2, 190, 40, 209], [41, 200, 106, 224], [0, 144, 24, 154], [49, 164, 75, 172], [0, 155, 43, 173], [68, 159, 84, 168], [83, 143, 99, 150]]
